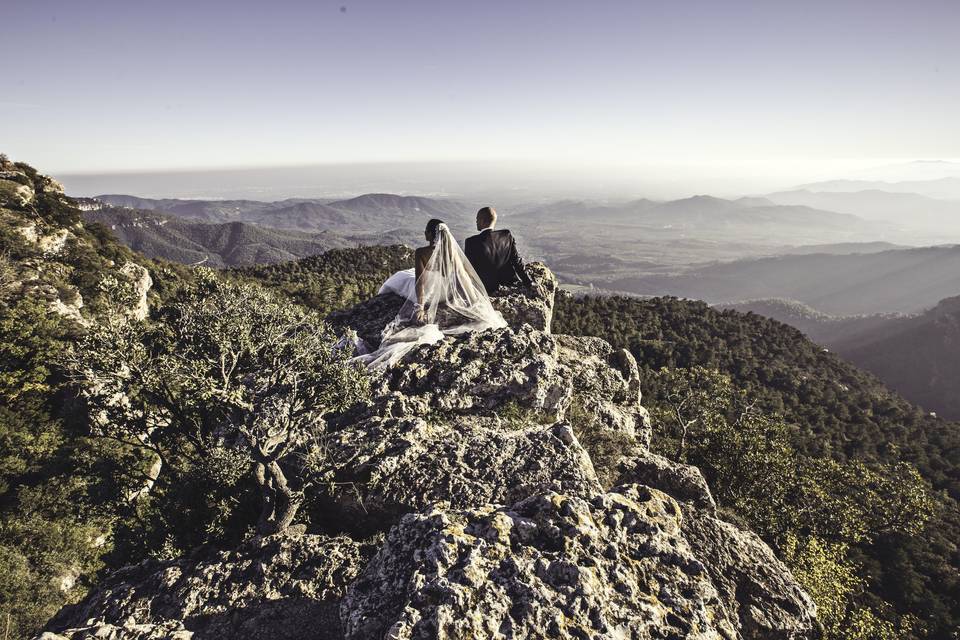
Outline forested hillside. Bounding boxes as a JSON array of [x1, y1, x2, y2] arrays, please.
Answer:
[[727, 296, 960, 421], [834, 295, 960, 421], [720, 298, 901, 346], [234, 244, 412, 316], [4, 155, 958, 638], [553, 294, 960, 638], [83, 205, 349, 267]]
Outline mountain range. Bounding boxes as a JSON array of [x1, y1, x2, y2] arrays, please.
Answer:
[[764, 188, 960, 235], [95, 193, 477, 239], [796, 176, 960, 200]]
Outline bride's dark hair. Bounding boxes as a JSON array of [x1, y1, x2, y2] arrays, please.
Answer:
[[425, 218, 445, 243]]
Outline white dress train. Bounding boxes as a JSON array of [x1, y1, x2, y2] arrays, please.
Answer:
[[357, 224, 506, 369]]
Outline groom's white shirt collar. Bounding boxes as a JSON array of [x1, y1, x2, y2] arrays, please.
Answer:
[[479, 224, 495, 232]]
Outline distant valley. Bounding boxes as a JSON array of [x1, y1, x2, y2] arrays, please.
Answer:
[[728, 295, 960, 421]]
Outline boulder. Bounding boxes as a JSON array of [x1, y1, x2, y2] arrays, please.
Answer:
[[489, 261, 558, 332], [681, 508, 818, 639], [341, 485, 739, 640], [42, 533, 368, 640], [616, 450, 717, 512]]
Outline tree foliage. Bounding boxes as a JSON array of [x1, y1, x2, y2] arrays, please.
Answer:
[[235, 244, 413, 316], [646, 365, 933, 639], [67, 271, 369, 538]]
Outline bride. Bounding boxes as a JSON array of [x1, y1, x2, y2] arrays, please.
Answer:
[[357, 219, 506, 369]]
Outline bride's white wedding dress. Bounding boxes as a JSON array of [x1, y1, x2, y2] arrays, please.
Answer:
[[357, 224, 506, 369]]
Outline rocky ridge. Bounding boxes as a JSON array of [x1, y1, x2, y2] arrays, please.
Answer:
[[0, 159, 152, 324], [39, 257, 816, 638]]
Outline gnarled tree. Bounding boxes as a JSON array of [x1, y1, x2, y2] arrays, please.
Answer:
[[67, 270, 368, 536]]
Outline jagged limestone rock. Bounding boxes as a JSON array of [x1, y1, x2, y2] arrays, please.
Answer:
[[41, 533, 368, 640], [316, 414, 602, 534], [341, 485, 740, 640], [120, 261, 153, 321], [616, 450, 717, 512], [488, 262, 558, 332], [314, 323, 650, 533], [680, 507, 818, 639], [36, 174, 66, 195]]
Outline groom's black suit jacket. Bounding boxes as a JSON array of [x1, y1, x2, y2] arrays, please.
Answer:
[[464, 228, 533, 294]]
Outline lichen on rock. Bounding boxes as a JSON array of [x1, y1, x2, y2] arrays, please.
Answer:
[[341, 485, 739, 640]]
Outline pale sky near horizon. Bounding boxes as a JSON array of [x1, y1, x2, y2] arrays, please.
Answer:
[[2, 0, 958, 187]]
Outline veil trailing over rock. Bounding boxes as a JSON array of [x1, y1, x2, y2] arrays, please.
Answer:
[[358, 223, 506, 369]]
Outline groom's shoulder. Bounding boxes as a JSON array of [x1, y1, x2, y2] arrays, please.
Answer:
[[466, 229, 514, 244]]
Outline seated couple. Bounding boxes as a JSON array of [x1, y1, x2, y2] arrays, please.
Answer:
[[358, 207, 532, 369]]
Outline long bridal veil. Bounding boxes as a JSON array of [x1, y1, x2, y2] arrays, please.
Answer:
[[358, 223, 506, 369]]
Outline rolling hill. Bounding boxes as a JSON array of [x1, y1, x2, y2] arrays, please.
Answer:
[[603, 245, 960, 315], [833, 295, 960, 420], [764, 188, 960, 234], [83, 205, 351, 267], [95, 193, 478, 238], [796, 176, 960, 201], [719, 298, 902, 345]]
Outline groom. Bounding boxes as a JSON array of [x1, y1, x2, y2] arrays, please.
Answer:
[[465, 206, 533, 293]]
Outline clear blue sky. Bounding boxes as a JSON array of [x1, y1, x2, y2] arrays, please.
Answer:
[[2, 0, 958, 177]]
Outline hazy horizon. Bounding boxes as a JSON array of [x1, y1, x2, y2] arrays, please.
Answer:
[[50, 158, 960, 203]]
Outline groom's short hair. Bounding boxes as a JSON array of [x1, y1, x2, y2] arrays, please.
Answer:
[[477, 206, 497, 228]]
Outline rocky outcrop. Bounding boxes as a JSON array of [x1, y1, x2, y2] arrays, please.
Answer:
[[314, 324, 652, 533], [616, 450, 717, 512], [489, 262, 558, 332], [0, 160, 154, 325], [39, 262, 817, 639], [41, 532, 369, 640], [120, 262, 153, 321]]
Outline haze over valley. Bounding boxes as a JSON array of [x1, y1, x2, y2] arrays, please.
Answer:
[[82, 159, 960, 313]]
